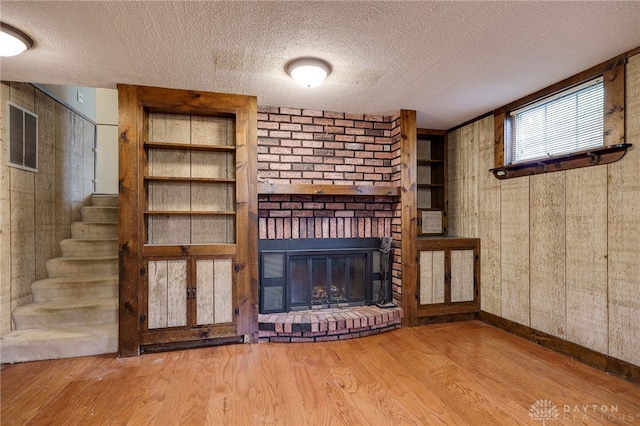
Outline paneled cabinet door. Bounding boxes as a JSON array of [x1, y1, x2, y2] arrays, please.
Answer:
[[144, 257, 235, 334], [417, 238, 480, 319]]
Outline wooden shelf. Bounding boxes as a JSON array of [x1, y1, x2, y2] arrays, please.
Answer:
[[144, 141, 236, 152], [490, 143, 632, 179], [145, 210, 235, 216], [258, 183, 400, 197], [144, 176, 235, 183]]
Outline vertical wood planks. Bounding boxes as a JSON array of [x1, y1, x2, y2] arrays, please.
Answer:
[[477, 116, 501, 315], [607, 53, 640, 366], [148, 261, 168, 329], [451, 249, 474, 303], [419, 251, 433, 305], [196, 260, 215, 325], [418, 250, 446, 305], [447, 128, 461, 236], [166, 260, 187, 327], [432, 251, 445, 304], [500, 177, 530, 326], [147, 260, 187, 329], [214, 259, 233, 324], [565, 166, 608, 354], [34, 90, 57, 281], [448, 124, 479, 238], [529, 172, 566, 338]]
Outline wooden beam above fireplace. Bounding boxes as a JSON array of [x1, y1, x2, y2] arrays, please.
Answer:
[[258, 182, 400, 197]]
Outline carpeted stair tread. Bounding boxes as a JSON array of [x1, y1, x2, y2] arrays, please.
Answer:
[[0, 324, 117, 364], [71, 222, 118, 239], [12, 298, 118, 329], [60, 238, 118, 257], [81, 206, 118, 223], [46, 255, 118, 277], [91, 194, 119, 207], [31, 275, 118, 302]]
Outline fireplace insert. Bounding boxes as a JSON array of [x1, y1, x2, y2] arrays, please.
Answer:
[[259, 238, 392, 313]]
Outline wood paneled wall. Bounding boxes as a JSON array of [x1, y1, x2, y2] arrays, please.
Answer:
[[447, 53, 640, 367], [0, 83, 96, 334]]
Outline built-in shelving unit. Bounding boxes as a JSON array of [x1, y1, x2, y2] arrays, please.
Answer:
[[118, 84, 257, 357], [416, 129, 447, 235]]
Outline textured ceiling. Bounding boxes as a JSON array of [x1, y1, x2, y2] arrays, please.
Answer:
[[1, 1, 639, 129]]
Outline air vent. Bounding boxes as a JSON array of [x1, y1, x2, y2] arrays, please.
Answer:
[[7, 102, 38, 172]]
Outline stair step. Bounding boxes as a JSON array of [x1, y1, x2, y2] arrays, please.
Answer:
[[71, 222, 118, 239], [91, 194, 118, 207], [12, 298, 118, 329], [46, 256, 118, 278], [60, 238, 118, 257], [81, 206, 118, 223], [31, 275, 118, 302], [0, 324, 117, 364]]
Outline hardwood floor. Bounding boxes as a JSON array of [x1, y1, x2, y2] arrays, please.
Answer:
[[2, 320, 640, 425]]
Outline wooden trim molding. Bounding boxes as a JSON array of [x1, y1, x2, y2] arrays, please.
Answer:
[[479, 311, 640, 386], [489, 143, 632, 179]]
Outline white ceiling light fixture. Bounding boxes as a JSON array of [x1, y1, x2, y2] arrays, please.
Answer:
[[286, 57, 331, 88], [1, 22, 34, 57]]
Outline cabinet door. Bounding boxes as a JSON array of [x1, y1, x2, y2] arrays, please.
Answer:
[[147, 260, 188, 329], [196, 258, 234, 325], [451, 249, 475, 303], [416, 238, 480, 320], [419, 250, 445, 305]]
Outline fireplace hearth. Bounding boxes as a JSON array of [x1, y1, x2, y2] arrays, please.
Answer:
[[259, 238, 392, 314]]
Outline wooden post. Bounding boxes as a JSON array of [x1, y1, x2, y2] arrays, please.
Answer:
[[400, 110, 417, 326]]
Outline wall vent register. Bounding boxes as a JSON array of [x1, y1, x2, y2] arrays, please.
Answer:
[[7, 102, 38, 172]]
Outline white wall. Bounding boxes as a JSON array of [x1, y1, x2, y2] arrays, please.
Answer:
[[95, 88, 118, 194]]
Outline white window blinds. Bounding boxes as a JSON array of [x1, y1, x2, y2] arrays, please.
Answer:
[[510, 77, 603, 164]]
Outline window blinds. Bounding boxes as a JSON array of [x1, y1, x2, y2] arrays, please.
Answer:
[[510, 77, 603, 164]]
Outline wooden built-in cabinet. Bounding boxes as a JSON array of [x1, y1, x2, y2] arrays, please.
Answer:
[[416, 129, 447, 236], [118, 85, 257, 356], [399, 116, 480, 326], [416, 237, 480, 322]]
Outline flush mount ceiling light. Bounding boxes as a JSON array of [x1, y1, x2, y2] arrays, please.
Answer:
[[285, 58, 331, 88], [0, 22, 34, 57]]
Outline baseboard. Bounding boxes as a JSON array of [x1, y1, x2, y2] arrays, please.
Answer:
[[416, 312, 477, 325], [478, 311, 640, 386]]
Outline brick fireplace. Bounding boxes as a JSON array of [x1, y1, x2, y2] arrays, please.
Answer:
[[256, 106, 405, 340]]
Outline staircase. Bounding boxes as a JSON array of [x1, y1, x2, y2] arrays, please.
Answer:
[[1, 194, 119, 364]]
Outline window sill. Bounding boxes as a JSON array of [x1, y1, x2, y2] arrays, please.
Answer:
[[489, 144, 632, 180]]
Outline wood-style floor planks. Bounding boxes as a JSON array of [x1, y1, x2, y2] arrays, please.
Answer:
[[3, 321, 640, 425]]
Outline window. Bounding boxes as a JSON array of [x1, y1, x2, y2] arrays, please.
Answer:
[[492, 54, 629, 179], [7, 102, 38, 172], [508, 77, 603, 164]]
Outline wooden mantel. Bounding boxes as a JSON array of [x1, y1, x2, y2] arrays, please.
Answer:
[[258, 182, 400, 197]]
